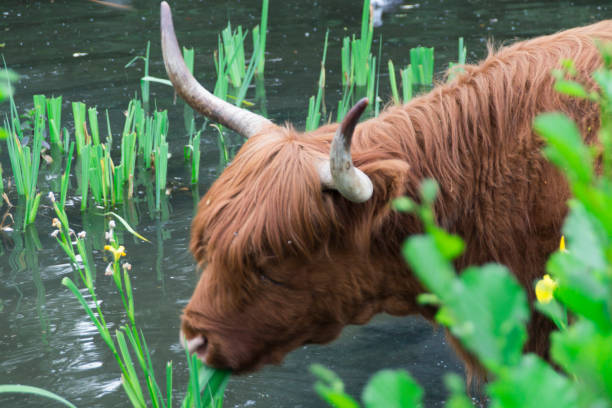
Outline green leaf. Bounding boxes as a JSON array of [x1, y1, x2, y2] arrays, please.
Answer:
[[551, 320, 612, 403], [403, 235, 455, 296], [104, 211, 150, 242], [547, 252, 612, 332], [535, 298, 567, 330], [392, 196, 416, 212], [554, 80, 588, 99], [563, 200, 608, 270], [0, 385, 77, 408], [420, 178, 438, 204], [430, 227, 465, 260], [362, 370, 423, 408], [311, 364, 360, 408], [444, 374, 475, 408], [488, 355, 578, 408], [533, 113, 593, 185], [441, 265, 528, 371]]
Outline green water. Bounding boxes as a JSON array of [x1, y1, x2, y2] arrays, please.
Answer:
[[0, 0, 610, 406]]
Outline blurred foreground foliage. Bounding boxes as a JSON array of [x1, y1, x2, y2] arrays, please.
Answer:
[[311, 42, 612, 408]]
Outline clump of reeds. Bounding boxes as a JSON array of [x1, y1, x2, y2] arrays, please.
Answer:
[[5, 94, 45, 228], [338, 0, 376, 120], [52, 192, 229, 407]]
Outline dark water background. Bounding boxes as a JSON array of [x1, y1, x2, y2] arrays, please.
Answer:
[[1, 0, 611, 406]]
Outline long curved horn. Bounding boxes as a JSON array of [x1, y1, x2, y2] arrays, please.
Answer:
[[319, 98, 373, 203], [160, 1, 272, 138]]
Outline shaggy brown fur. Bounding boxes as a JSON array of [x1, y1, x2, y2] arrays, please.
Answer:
[[182, 21, 612, 378]]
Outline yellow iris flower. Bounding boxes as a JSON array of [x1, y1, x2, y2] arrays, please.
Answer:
[[104, 245, 126, 262], [559, 235, 567, 253], [535, 274, 558, 304]]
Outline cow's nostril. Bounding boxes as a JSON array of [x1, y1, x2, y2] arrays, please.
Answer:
[[180, 331, 207, 355]]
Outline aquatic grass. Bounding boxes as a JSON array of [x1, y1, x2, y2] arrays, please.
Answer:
[[305, 31, 330, 131], [388, 59, 413, 103], [185, 128, 202, 185], [46, 95, 63, 148], [72, 101, 88, 155], [0, 385, 77, 408], [400, 66, 413, 102], [410, 46, 434, 85], [52, 197, 229, 408], [252, 0, 269, 76], [388, 59, 400, 105], [5, 93, 45, 228], [221, 23, 247, 88], [338, 0, 376, 117], [448, 37, 467, 82]]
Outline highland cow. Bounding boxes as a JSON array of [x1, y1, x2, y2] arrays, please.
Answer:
[[161, 2, 611, 378]]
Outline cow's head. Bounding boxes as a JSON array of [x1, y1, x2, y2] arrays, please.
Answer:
[[161, 2, 415, 372]]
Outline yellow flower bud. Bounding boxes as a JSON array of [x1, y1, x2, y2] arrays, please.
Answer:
[[559, 235, 567, 253], [535, 274, 558, 304]]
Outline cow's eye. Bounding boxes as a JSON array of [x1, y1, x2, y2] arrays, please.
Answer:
[[256, 266, 286, 287]]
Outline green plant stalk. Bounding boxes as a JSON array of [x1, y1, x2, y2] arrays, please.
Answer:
[[46, 96, 63, 147], [388, 59, 400, 105], [23, 104, 45, 228], [410, 46, 434, 85], [80, 145, 90, 211], [234, 37, 262, 109], [306, 30, 329, 131], [222, 23, 246, 88], [401, 66, 413, 102], [155, 142, 168, 211], [60, 142, 75, 209], [72, 102, 87, 155], [182, 47, 195, 133], [191, 130, 201, 184], [253, 0, 269, 75], [88, 107, 100, 146], [142, 41, 151, 110], [0, 385, 76, 408]]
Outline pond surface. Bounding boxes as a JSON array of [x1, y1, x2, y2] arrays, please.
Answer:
[[1, 0, 611, 406]]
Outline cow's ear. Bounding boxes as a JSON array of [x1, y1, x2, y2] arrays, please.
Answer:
[[360, 159, 411, 204]]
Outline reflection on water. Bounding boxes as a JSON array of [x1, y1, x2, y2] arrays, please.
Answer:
[[1, 0, 611, 406]]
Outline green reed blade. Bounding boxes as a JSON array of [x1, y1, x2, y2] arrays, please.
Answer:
[[142, 41, 150, 110], [374, 35, 382, 116], [166, 361, 173, 408], [88, 107, 100, 146], [72, 102, 87, 155], [191, 130, 201, 184], [306, 30, 329, 131], [388, 60, 400, 105], [63, 126, 70, 153], [47, 96, 63, 147], [235, 35, 262, 108], [401, 66, 413, 102], [222, 23, 246, 88], [0, 385, 77, 408], [182, 47, 195, 132], [253, 0, 269, 75], [155, 142, 168, 211], [410, 46, 434, 85], [80, 144, 90, 210], [116, 330, 147, 407]]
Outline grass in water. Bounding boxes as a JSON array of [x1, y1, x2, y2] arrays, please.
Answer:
[[50, 189, 230, 407]]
